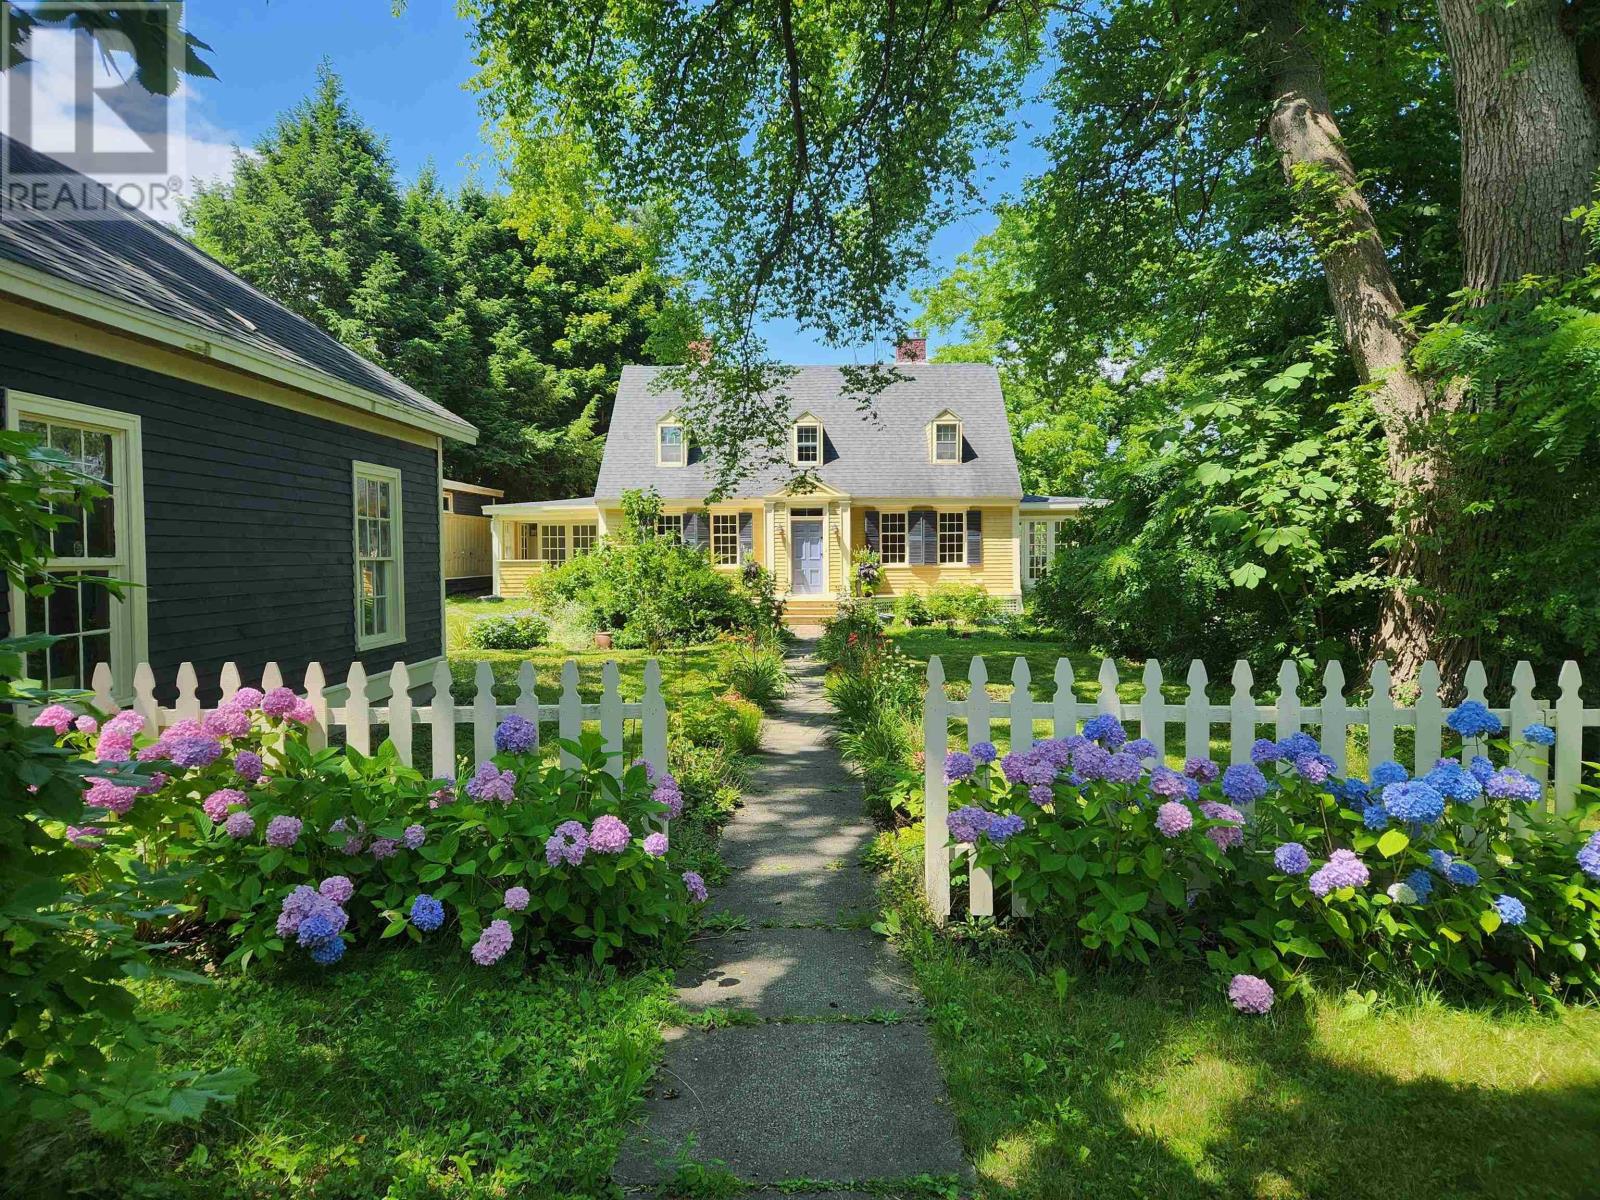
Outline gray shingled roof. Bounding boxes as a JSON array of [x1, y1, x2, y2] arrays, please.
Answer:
[[0, 134, 474, 440], [594, 364, 1022, 501]]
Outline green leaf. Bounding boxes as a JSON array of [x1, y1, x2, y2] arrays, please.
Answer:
[[1230, 562, 1267, 589], [1377, 829, 1410, 858], [1480, 909, 1502, 934]]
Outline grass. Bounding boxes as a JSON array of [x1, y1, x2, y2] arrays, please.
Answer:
[[870, 827, 1600, 1200], [11, 948, 676, 1199]]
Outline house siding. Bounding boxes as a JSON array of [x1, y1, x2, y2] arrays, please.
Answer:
[[0, 328, 442, 702], [851, 504, 1019, 599]]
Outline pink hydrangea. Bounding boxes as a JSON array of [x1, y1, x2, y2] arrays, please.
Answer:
[[165, 719, 204, 739], [32, 704, 74, 735], [103, 711, 145, 739], [470, 918, 514, 966], [65, 825, 103, 847], [94, 733, 133, 762], [231, 687, 264, 710], [137, 771, 168, 795], [653, 775, 685, 819], [319, 875, 355, 904], [85, 778, 138, 815], [223, 810, 256, 839], [682, 870, 708, 903], [1198, 801, 1245, 851], [1228, 974, 1275, 1015], [265, 815, 303, 848], [429, 784, 455, 809], [287, 698, 315, 725], [261, 687, 298, 718], [643, 831, 669, 858], [74, 715, 99, 735], [203, 706, 253, 737], [588, 814, 631, 854], [503, 886, 530, 912], [1154, 801, 1193, 838], [202, 788, 248, 822], [136, 740, 171, 762]]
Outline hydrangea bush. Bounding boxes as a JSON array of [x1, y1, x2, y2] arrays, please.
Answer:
[[945, 708, 1600, 1003]]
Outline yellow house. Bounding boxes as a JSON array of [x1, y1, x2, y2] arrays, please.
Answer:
[[484, 349, 1091, 625]]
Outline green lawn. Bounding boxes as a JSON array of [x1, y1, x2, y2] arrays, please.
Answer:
[[872, 828, 1600, 1200], [16, 949, 676, 1198]]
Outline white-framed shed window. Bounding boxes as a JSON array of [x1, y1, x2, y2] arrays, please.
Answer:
[[656, 513, 685, 541], [879, 511, 908, 565], [937, 510, 966, 564], [572, 523, 598, 555], [6, 391, 147, 697], [1025, 519, 1052, 584], [658, 423, 686, 466], [793, 419, 822, 466], [353, 461, 405, 650], [541, 524, 567, 565], [933, 419, 961, 463], [711, 513, 741, 565]]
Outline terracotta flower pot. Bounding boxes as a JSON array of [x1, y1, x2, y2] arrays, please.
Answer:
[[594, 632, 614, 649]]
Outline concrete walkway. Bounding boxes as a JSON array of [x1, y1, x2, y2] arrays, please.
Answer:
[[615, 648, 971, 1196]]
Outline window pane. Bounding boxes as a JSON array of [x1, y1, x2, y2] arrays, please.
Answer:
[[376, 480, 391, 520], [48, 580, 79, 635], [80, 574, 112, 633], [20, 418, 46, 438], [712, 514, 739, 565], [51, 422, 80, 462], [880, 512, 907, 565], [82, 632, 111, 682], [25, 585, 45, 637], [937, 511, 965, 564], [85, 495, 116, 558], [52, 502, 86, 557], [379, 519, 392, 560], [84, 432, 113, 484], [48, 636, 80, 690]]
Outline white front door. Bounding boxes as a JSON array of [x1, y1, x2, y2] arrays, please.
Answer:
[[7, 393, 146, 698]]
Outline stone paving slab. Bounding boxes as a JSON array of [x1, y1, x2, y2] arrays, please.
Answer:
[[708, 861, 878, 926], [720, 823, 879, 869], [614, 1024, 970, 1185], [675, 928, 918, 1016]]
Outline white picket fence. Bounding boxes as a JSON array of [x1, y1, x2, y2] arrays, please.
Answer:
[[921, 654, 1598, 922], [82, 657, 670, 780]]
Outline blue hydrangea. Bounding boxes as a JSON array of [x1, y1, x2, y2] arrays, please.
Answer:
[[1485, 768, 1541, 804], [1579, 833, 1600, 882], [1184, 777, 1201, 801], [1428, 848, 1453, 874], [1521, 722, 1556, 747], [1447, 700, 1503, 740], [1370, 761, 1409, 789], [1405, 869, 1434, 903], [1492, 894, 1527, 927], [1274, 842, 1310, 875], [1361, 801, 1390, 830], [1221, 763, 1268, 804], [1340, 777, 1371, 804], [410, 893, 445, 932], [970, 741, 997, 765], [1103, 752, 1142, 784], [1424, 760, 1482, 803], [1276, 731, 1320, 759], [309, 936, 345, 965], [1445, 860, 1480, 887], [987, 813, 1026, 844], [1249, 738, 1280, 765], [1468, 755, 1495, 784], [1381, 781, 1445, 825], [493, 713, 539, 755], [1124, 737, 1159, 760], [944, 751, 976, 781], [1082, 714, 1128, 749]]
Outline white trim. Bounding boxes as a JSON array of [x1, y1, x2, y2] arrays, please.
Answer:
[[483, 498, 601, 517], [5, 390, 149, 702], [657, 419, 687, 467], [791, 413, 823, 467], [1019, 497, 1099, 514], [0, 258, 477, 444], [929, 411, 963, 465], [352, 460, 407, 652], [442, 478, 504, 498]]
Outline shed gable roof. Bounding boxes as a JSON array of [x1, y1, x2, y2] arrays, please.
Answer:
[[0, 134, 474, 442], [594, 364, 1022, 500]]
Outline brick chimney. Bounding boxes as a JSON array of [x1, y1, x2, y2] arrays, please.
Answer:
[[895, 333, 927, 363]]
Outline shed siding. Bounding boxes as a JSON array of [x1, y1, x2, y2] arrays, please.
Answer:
[[850, 504, 1019, 599], [0, 329, 442, 701]]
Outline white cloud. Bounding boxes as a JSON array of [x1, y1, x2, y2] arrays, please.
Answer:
[[2, 27, 241, 224]]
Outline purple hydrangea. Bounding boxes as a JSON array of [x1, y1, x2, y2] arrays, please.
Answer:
[[682, 870, 709, 902], [1220, 763, 1268, 805], [203, 706, 253, 738], [276, 885, 320, 937], [1492, 894, 1527, 927], [1082, 714, 1127, 749], [1103, 752, 1142, 785], [1274, 842, 1310, 875], [202, 787, 247, 822], [471, 918, 514, 966], [430, 784, 457, 810], [654, 777, 685, 820], [168, 734, 223, 768], [1071, 743, 1112, 781], [1148, 766, 1187, 798], [466, 761, 517, 805], [1249, 738, 1280, 765], [947, 805, 993, 843], [1484, 768, 1541, 804], [1184, 757, 1220, 783], [494, 714, 539, 755], [1447, 700, 1502, 739], [987, 813, 1026, 843], [546, 820, 588, 866], [503, 885, 531, 912], [410, 894, 444, 932], [1521, 722, 1556, 747], [296, 895, 348, 947], [1294, 753, 1334, 784], [261, 687, 298, 718], [370, 837, 399, 860], [234, 750, 264, 783], [1228, 974, 1275, 1015], [1198, 801, 1245, 850], [1154, 801, 1193, 838], [588, 814, 631, 854], [1382, 780, 1445, 825], [643, 832, 669, 858], [319, 875, 355, 904], [402, 823, 426, 850], [1309, 849, 1369, 897], [1124, 737, 1159, 761], [945, 750, 976, 781], [265, 815, 303, 848], [1579, 833, 1600, 882], [1277, 732, 1319, 759], [65, 825, 103, 847], [223, 810, 256, 840], [1028, 784, 1054, 806], [970, 741, 997, 765]]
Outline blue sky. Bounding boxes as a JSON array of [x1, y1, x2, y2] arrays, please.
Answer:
[[180, 3, 1044, 363]]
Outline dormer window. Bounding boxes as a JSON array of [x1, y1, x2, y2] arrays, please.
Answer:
[[792, 417, 822, 466], [932, 415, 962, 463], [659, 422, 686, 466]]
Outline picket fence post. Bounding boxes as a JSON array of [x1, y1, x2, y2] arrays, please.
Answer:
[[218, 662, 241, 707], [1140, 660, 1164, 755], [1415, 661, 1443, 773], [175, 662, 199, 724], [1275, 661, 1300, 743], [1321, 661, 1348, 775], [132, 663, 158, 731], [1052, 658, 1078, 742], [91, 662, 115, 713], [515, 661, 539, 755], [600, 660, 624, 777], [923, 656, 951, 923], [1555, 661, 1582, 815], [1010, 658, 1034, 754], [1228, 661, 1254, 764], [388, 662, 413, 766], [642, 659, 669, 777], [303, 661, 329, 752], [472, 661, 496, 765], [1459, 661, 1489, 764], [430, 659, 456, 779], [966, 657, 993, 918], [345, 662, 370, 755], [1096, 658, 1119, 716], [1507, 661, 1541, 778], [1184, 660, 1209, 763], [558, 660, 581, 768], [1368, 661, 1395, 768]]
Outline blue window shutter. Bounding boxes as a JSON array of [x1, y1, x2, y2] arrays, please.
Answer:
[[863, 509, 879, 553], [738, 511, 754, 558], [684, 510, 708, 550], [909, 509, 936, 565], [967, 509, 983, 565]]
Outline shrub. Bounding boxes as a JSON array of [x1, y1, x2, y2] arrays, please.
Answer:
[[739, 561, 787, 644], [818, 596, 889, 671], [676, 696, 763, 758], [544, 597, 600, 651], [927, 582, 999, 626], [723, 648, 788, 711], [893, 591, 931, 626], [467, 610, 550, 650]]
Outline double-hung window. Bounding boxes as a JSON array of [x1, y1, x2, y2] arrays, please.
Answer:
[[657, 513, 685, 541], [937, 510, 966, 564], [354, 462, 405, 649], [659, 424, 685, 466], [541, 524, 567, 565], [711, 513, 741, 565], [933, 420, 960, 463], [879, 512, 908, 565], [572, 523, 598, 555], [794, 422, 821, 465]]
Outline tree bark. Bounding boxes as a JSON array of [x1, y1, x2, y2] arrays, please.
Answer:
[[1437, 0, 1600, 293], [1261, 0, 1441, 685]]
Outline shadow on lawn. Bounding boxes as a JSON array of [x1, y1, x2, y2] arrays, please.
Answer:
[[942, 965, 1600, 1200]]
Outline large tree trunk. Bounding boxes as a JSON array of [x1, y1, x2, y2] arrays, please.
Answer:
[[1261, 2, 1441, 685], [1437, 0, 1600, 293]]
